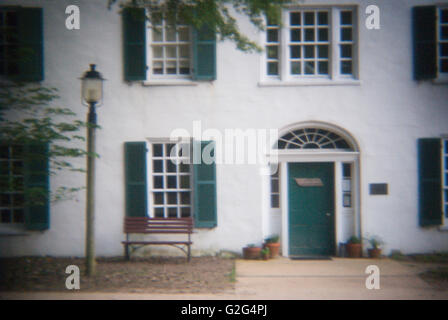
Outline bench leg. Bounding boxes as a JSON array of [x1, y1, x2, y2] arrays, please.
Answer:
[[125, 244, 130, 261], [187, 244, 191, 262]]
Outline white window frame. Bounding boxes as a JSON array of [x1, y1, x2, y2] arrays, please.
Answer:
[[441, 138, 448, 228], [260, 6, 359, 86], [147, 138, 193, 219], [437, 7, 448, 81], [145, 16, 193, 82]]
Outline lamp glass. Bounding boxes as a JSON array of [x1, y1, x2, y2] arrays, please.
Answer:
[[82, 78, 103, 105]]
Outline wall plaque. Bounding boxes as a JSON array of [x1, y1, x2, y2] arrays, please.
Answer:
[[369, 183, 388, 195], [295, 178, 324, 187]]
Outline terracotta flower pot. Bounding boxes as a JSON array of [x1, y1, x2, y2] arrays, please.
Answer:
[[368, 248, 382, 259], [346, 243, 362, 258], [243, 247, 262, 260], [264, 242, 280, 258]]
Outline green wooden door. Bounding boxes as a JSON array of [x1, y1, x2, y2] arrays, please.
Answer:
[[288, 162, 335, 256]]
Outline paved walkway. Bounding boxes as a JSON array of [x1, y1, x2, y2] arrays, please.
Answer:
[[1, 258, 447, 300]]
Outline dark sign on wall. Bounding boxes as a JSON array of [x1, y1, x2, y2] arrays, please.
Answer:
[[369, 183, 388, 195]]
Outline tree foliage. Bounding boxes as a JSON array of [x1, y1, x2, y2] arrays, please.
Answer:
[[108, 0, 295, 52], [0, 81, 90, 203]]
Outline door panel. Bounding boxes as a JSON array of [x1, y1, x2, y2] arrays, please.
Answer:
[[288, 162, 335, 256]]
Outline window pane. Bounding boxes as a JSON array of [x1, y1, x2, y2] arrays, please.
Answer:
[[267, 62, 279, 75], [167, 176, 177, 188], [290, 12, 301, 26], [180, 192, 190, 205], [318, 61, 328, 75], [166, 46, 177, 58], [168, 207, 177, 218], [442, 26, 448, 40], [166, 143, 175, 156], [341, 44, 352, 58], [153, 160, 163, 173], [318, 12, 328, 25], [442, 9, 448, 23], [180, 163, 190, 173], [441, 59, 448, 73], [153, 46, 163, 58], [1, 209, 11, 223], [341, 11, 352, 25], [153, 192, 164, 204], [304, 45, 314, 58], [154, 176, 163, 189], [291, 61, 301, 74], [318, 28, 328, 41], [271, 195, 279, 208], [179, 61, 190, 75], [13, 209, 24, 223], [167, 192, 177, 204], [267, 46, 278, 59], [166, 61, 177, 74], [341, 60, 352, 74], [304, 12, 314, 25], [290, 29, 301, 42], [290, 45, 301, 58], [318, 45, 328, 58], [181, 207, 191, 217], [304, 61, 315, 74], [440, 43, 448, 57], [271, 179, 279, 193], [179, 45, 190, 58], [154, 207, 164, 218], [341, 28, 352, 41], [153, 144, 163, 157], [267, 29, 278, 42], [166, 159, 176, 172], [0, 194, 10, 206], [304, 28, 315, 41], [166, 28, 176, 41], [152, 61, 163, 74], [343, 163, 352, 177], [178, 27, 189, 41], [180, 175, 190, 188], [152, 29, 162, 42]]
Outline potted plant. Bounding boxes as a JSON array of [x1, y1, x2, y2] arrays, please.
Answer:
[[242, 244, 262, 260], [264, 235, 280, 258], [346, 236, 362, 258], [366, 235, 384, 258], [261, 247, 270, 260]]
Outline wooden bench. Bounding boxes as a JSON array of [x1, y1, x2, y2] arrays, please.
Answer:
[[122, 217, 193, 261]]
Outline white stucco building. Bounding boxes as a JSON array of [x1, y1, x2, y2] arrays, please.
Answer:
[[1, 0, 448, 258]]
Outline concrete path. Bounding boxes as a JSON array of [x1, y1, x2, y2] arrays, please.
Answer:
[[1, 258, 447, 300]]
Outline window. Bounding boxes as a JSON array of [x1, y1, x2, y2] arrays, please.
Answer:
[[438, 7, 448, 76], [149, 20, 192, 78], [342, 163, 352, 208], [122, 7, 216, 82], [263, 7, 358, 82], [0, 7, 43, 82], [0, 145, 25, 224], [270, 165, 280, 208], [124, 140, 217, 228], [0, 9, 19, 77], [443, 139, 448, 223], [275, 127, 354, 150], [149, 141, 192, 218]]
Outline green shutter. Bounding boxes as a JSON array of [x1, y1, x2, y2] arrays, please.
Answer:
[[17, 7, 44, 82], [193, 25, 216, 81], [193, 140, 217, 228], [418, 138, 442, 227], [124, 142, 147, 217], [24, 142, 49, 230], [122, 7, 147, 81], [413, 6, 437, 80]]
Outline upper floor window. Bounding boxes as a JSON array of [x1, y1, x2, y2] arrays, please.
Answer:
[[0, 9, 19, 78], [149, 19, 192, 79], [438, 7, 448, 77], [263, 7, 358, 82]]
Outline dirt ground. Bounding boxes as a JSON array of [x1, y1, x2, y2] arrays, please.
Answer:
[[0, 256, 235, 293]]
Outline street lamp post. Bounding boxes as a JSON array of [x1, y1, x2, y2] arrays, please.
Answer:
[[80, 64, 104, 276]]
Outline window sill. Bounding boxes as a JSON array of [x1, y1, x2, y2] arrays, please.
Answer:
[[0, 225, 28, 236], [142, 80, 199, 87], [258, 79, 362, 87]]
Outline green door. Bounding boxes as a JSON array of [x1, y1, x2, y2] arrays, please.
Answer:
[[288, 162, 335, 256]]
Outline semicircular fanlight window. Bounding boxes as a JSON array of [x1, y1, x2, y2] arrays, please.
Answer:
[[275, 128, 353, 150]]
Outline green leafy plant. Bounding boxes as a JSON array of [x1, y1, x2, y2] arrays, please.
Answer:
[[365, 235, 384, 249], [261, 247, 270, 255], [109, 0, 291, 53], [264, 234, 279, 243], [347, 236, 361, 244]]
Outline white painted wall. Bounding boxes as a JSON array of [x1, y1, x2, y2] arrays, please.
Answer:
[[1, 0, 448, 257]]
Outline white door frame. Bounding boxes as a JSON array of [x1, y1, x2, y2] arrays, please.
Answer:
[[267, 150, 361, 257]]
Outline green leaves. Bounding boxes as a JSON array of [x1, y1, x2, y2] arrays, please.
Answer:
[[110, 0, 290, 53]]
